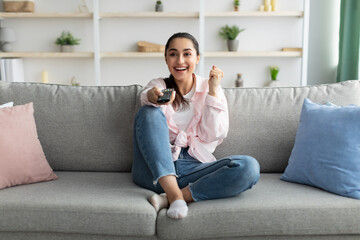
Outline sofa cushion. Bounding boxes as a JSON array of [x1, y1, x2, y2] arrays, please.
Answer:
[[0, 172, 157, 237], [157, 174, 360, 239], [0, 82, 143, 172], [0, 102, 57, 190], [281, 98, 360, 199], [215, 80, 360, 173]]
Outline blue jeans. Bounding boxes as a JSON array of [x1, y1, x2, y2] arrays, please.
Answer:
[[132, 106, 260, 201]]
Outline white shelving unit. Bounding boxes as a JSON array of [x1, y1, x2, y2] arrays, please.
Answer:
[[0, 0, 309, 86]]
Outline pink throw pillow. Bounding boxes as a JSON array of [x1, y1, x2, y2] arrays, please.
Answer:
[[0, 102, 57, 190]]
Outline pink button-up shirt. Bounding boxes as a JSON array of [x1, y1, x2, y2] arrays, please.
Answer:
[[140, 75, 229, 163]]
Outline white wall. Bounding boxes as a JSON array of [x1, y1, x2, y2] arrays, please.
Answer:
[[1, 0, 339, 87]]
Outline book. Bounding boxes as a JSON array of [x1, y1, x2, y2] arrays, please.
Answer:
[[282, 48, 302, 52]]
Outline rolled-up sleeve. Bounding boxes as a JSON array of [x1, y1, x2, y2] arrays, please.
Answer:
[[198, 86, 229, 143]]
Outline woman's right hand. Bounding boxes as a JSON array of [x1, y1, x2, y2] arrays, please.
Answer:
[[147, 86, 176, 105]]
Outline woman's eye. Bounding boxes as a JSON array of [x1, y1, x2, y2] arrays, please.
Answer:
[[184, 53, 191, 56], [169, 53, 177, 56]]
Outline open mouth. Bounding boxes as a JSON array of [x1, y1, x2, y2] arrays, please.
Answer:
[[174, 67, 188, 72]]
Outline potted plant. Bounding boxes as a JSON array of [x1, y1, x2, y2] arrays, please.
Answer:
[[266, 65, 280, 87], [219, 24, 245, 51], [55, 31, 81, 52], [155, 1, 163, 12], [270, 65, 279, 81], [234, 0, 240, 11]]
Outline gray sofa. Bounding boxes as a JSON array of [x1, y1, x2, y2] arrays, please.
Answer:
[[0, 80, 360, 240]]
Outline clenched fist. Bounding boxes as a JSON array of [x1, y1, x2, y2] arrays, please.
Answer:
[[208, 65, 224, 97]]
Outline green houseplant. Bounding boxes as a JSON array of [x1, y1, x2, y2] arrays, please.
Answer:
[[270, 65, 279, 81], [155, 0, 163, 12], [219, 25, 245, 51], [234, 0, 240, 11], [266, 65, 280, 87], [55, 31, 81, 52]]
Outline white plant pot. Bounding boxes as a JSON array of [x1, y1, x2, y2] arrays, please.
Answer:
[[155, 4, 163, 12], [266, 80, 280, 87], [60, 45, 74, 52]]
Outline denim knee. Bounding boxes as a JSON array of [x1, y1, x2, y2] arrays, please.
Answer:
[[230, 155, 260, 188], [137, 105, 164, 121]]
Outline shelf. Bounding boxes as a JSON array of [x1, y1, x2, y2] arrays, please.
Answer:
[[102, 51, 302, 58], [205, 11, 304, 17], [100, 12, 199, 18], [0, 52, 93, 58], [0, 51, 301, 58], [0, 11, 302, 19], [0, 12, 92, 18], [101, 52, 164, 58], [204, 51, 302, 57]]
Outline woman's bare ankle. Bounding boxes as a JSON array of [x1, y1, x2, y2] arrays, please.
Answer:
[[182, 186, 194, 203], [158, 175, 184, 204]]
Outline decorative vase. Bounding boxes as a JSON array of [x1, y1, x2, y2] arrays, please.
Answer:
[[271, 0, 278, 11], [235, 73, 244, 87], [234, 6, 239, 11], [155, 3, 163, 12], [60, 45, 74, 52], [227, 40, 239, 52], [2, 43, 13, 52]]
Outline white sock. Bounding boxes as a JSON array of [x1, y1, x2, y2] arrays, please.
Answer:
[[148, 193, 169, 212], [167, 199, 188, 219]]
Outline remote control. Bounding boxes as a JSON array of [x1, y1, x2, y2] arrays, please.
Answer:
[[157, 88, 174, 103]]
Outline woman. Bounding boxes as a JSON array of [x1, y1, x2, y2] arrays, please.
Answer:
[[132, 32, 260, 219]]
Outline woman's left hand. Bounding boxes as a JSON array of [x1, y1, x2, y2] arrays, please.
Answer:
[[208, 65, 223, 97]]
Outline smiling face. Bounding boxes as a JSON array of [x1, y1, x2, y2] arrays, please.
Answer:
[[165, 37, 200, 84]]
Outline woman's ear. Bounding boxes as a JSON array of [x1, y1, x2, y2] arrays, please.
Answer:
[[196, 54, 200, 64]]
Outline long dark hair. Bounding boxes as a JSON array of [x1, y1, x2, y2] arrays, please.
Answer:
[[164, 32, 200, 111]]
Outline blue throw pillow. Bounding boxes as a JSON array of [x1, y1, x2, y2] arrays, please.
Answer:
[[281, 98, 360, 199]]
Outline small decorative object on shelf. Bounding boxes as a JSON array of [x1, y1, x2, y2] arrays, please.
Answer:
[[264, 0, 272, 11], [233, 0, 240, 12], [55, 31, 81, 52], [78, 0, 89, 13], [219, 25, 245, 52], [0, 20, 16, 52], [235, 73, 244, 87], [282, 47, 302, 52], [71, 76, 80, 86], [42, 70, 49, 83], [137, 41, 165, 52], [3, 0, 34, 12], [271, 0, 279, 11], [266, 65, 280, 87], [155, 1, 164, 12]]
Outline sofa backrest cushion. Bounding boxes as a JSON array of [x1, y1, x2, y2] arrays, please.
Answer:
[[1, 80, 360, 173], [214, 80, 360, 173], [0, 82, 142, 172]]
